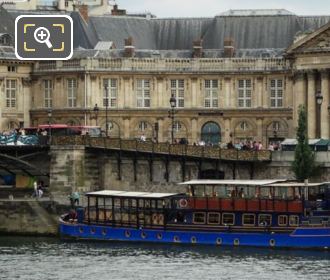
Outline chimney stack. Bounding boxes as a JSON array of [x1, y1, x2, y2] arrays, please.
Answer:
[[224, 37, 235, 58], [79, 5, 89, 22], [192, 39, 203, 58], [112, 4, 127, 15], [124, 37, 135, 57]]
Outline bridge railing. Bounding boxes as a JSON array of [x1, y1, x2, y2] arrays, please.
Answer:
[[51, 136, 272, 161]]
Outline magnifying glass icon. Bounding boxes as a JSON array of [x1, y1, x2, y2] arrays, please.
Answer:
[[34, 27, 53, 49]]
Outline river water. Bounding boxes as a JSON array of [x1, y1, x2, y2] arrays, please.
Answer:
[[0, 236, 329, 280]]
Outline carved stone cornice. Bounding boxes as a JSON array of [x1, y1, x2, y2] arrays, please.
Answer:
[[320, 69, 330, 79], [22, 77, 32, 86], [293, 71, 306, 82]]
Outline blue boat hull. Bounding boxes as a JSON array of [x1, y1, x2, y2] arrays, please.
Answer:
[[59, 221, 330, 249]]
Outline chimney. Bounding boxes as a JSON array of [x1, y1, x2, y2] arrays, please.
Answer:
[[58, 0, 65, 11], [112, 4, 127, 15], [192, 39, 203, 58], [124, 37, 135, 57], [224, 37, 235, 58], [79, 5, 89, 22]]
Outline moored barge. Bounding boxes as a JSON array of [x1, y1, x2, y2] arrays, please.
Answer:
[[59, 179, 330, 249]]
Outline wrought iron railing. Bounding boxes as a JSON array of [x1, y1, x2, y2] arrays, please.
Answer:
[[51, 136, 272, 162]]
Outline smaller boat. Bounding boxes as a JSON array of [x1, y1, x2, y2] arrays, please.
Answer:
[[59, 179, 330, 249]]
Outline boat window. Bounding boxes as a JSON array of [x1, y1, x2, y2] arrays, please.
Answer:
[[258, 214, 272, 226], [278, 215, 288, 226], [194, 186, 205, 197], [214, 186, 227, 197], [274, 187, 287, 199], [289, 215, 299, 226], [89, 196, 96, 207], [193, 212, 206, 224], [151, 200, 157, 209], [114, 198, 121, 207], [123, 199, 129, 208], [208, 212, 220, 224], [104, 198, 112, 208], [131, 199, 137, 207], [144, 200, 151, 209], [242, 214, 255, 226], [222, 213, 235, 226], [245, 186, 256, 198], [260, 187, 271, 198]]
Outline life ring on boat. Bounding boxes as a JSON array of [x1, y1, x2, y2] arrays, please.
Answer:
[[179, 198, 188, 208]]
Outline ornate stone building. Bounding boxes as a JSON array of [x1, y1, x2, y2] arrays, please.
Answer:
[[1, 7, 330, 145]]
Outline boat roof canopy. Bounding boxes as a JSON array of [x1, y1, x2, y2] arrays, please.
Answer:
[[179, 179, 286, 186], [179, 179, 330, 188], [86, 190, 179, 198], [267, 182, 330, 187]]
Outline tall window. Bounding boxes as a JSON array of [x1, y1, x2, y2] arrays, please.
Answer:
[[170, 79, 184, 107], [173, 121, 182, 132], [44, 80, 53, 108], [270, 79, 283, 108], [136, 79, 150, 108], [240, 121, 249, 131], [204, 79, 218, 108], [138, 121, 148, 132], [6, 79, 16, 108], [67, 79, 77, 108], [238, 79, 252, 108], [103, 79, 117, 108]]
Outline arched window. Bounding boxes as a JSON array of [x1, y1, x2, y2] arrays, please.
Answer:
[[173, 121, 182, 132], [138, 121, 148, 132], [201, 122, 221, 145], [272, 121, 280, 131], [240, 121, 249, 131]]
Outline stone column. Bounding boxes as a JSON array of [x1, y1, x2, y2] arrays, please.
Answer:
[[191, 118, 198, 143], [156, 77, 163, 108], [123, 118, 130, 139], [256, 77, 263, 108], [118, 78, 125, 108], [224, 77, 231, 107], [321, 71, 330, 138], [191, 78, 198, 107], [123, 77, 131, 108], [293, 72, 307, 129], [256, 118, 263, 144], [307, 72, 316, 139], [285, 76, 293, 109], [157, 118, 164, 142], [224, 118, 231, 144]]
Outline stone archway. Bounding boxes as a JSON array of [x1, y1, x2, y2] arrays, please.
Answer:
[[201, 121, 221, 145]]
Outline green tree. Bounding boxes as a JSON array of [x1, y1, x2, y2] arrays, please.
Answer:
[[292, 105, 316, 181]]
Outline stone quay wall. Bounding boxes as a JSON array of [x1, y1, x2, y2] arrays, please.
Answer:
[[50, 146, 330, 200], [0, 199, 64, 236], [2, 146, 330, 236]]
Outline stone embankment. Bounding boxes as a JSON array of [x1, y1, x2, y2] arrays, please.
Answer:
[[0, 189, 70, 236]]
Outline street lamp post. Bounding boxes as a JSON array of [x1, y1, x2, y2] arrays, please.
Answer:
[[93, 103, 99, 126], [47, 109, 52, 145], [104, 84, 109, 137], [316, 91, 323, 139], [169, 95, 176, 144]]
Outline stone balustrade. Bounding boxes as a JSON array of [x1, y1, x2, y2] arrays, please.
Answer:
[[52, 136, 272, 162], [35, 57, 289, 73]]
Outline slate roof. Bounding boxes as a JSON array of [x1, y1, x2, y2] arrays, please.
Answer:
[[72, 11, 330, 55], [1, 7, 330, 58]]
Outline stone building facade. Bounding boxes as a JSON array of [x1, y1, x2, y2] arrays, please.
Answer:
[[0, 8, 330, 145]]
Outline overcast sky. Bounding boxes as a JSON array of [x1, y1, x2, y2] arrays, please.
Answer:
[[117, 0, 330, 17]]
